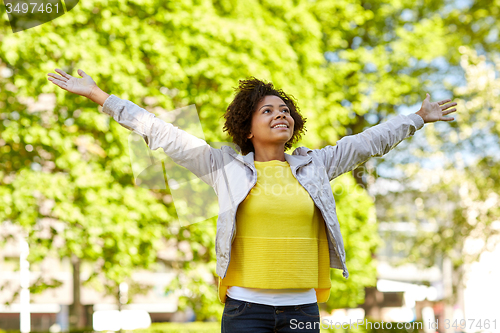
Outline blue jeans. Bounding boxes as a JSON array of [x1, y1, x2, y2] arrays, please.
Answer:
[[221, 296, 321, 333]]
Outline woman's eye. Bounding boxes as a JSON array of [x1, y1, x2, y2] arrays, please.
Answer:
[[264, 109, 289, 113]]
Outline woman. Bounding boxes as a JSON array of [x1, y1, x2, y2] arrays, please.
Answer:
[[47, 68, 457, 332]]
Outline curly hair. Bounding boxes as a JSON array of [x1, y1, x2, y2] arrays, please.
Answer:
[[222, 77, 307, 155]]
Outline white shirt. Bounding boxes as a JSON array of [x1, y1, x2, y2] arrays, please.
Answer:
[[226, 286, 317, 306]]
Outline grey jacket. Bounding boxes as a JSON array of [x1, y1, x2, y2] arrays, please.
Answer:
[[102, 95, 425, 279]]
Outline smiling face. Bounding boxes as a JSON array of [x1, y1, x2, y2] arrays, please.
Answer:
[[247, 95, 295, 149]]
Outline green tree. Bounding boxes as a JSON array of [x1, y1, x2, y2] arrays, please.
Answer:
[[365, 49, 500, 333], [1, 0, 456, 323], [0, 59, 175, 327]]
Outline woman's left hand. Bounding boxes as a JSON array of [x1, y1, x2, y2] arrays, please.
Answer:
[[416, 93, 457, 123]]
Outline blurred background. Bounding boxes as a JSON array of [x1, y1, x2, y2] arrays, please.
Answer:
[[1, 0, 500, 332]]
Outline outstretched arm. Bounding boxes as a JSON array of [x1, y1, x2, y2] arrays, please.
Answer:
[[47, 68, 221, 188], [315, 94, 458, 181]]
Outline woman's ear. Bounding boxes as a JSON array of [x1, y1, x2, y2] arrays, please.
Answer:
[[247, 133, 253, 139]]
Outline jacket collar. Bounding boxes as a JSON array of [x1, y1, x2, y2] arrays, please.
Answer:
[[222, 145, 312, 170]]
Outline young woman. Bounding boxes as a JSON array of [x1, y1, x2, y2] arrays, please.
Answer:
[[48, 68, 457, 332]]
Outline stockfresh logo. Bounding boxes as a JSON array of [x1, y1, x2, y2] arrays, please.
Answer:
[[128, 102, 241, 228], [4, 0, 79, 33]]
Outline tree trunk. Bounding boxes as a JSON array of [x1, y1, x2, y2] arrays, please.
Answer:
[[69, 256, 86, 329]]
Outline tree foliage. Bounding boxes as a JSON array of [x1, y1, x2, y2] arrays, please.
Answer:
[[369, 43, 500, 305], [0, 0, 464, 321]]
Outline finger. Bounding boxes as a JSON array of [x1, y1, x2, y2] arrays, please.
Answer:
[[444, 108, 456, 114], [438, 99, 452, 105], [48, 77, 67, 89], [441, 116, 455, 121], [55, 68, 72, 79], [47, 73, 67, 82], [425, 93, 430, 101], [440, 102, 457, 110], [78, 69, 87, 77]]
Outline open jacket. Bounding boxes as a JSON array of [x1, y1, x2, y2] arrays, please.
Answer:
[[101, 95, 425, 279]]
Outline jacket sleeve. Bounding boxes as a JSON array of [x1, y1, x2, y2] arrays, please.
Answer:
[[101, 94, 221, 188], [315, 113, 425, 181]]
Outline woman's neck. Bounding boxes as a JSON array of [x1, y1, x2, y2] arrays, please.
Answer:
[[253, 150, 286, 162]]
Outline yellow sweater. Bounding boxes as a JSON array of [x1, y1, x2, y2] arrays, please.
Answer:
[[218, 159, 331, 303]]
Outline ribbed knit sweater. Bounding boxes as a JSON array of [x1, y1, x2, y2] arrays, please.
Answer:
[[218, 159, 331, 303]]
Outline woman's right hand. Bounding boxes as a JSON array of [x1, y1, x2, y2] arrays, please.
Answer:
[[47, 68, 98, 99]]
